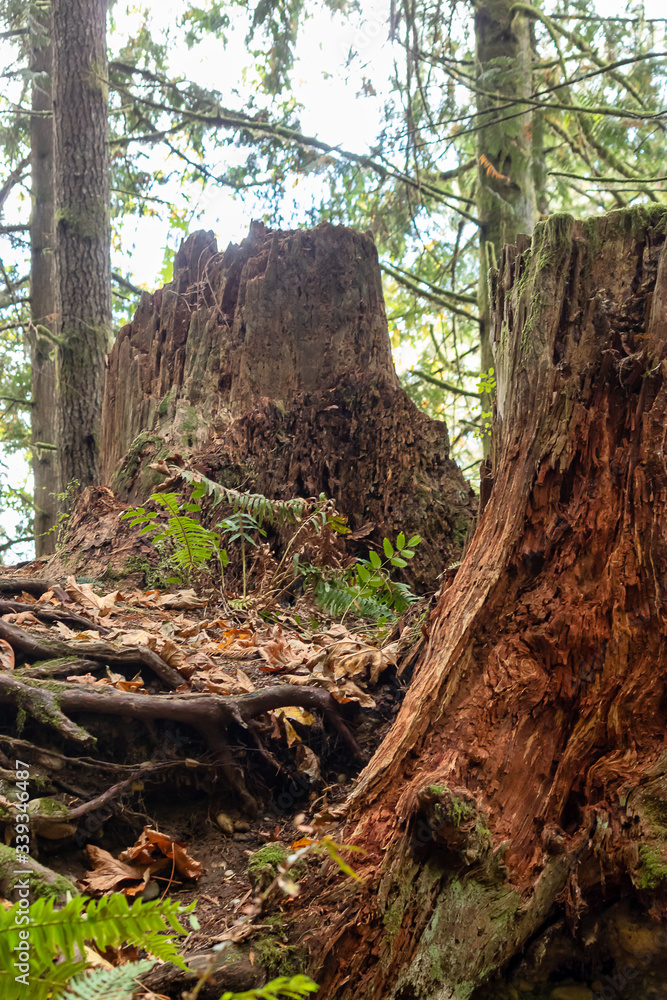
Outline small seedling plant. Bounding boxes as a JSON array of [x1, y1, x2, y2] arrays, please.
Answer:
[[310, 532, 421, 622], [217, 509, 267, 599], [120, 490, 229, 587], [121, 470, 340, 599], [354, 532, 421, 610]]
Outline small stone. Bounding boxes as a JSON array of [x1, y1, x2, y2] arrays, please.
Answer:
[[550, 986, 592, 1000], [234, 819, 250, 832], [216, 811, 235, 835], [337, 774, 348, 784], [141, 880, 160, 901]]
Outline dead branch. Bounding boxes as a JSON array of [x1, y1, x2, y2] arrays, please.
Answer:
[[0, 598, 112, 634]]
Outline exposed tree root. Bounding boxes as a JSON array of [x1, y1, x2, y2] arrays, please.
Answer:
[[0, 661, 363, 813], [0, 578, 63, 598], [0, 597, 112, 634], [0, 618, 184, 687]]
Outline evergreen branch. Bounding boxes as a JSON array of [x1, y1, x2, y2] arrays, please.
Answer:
[[0, 534, 34, 554], [111, 271, 143, 296], [438, 157, 477, 182], [0, 395, 32, 406], [421, 51, 667, 131], [549, 171, 667, 184], [409, 369, 482, 400], [0, 156, 30, 210], [549, 14, 667, 23], [383, 262, 478, 303], [380, 264, 480, 323], [109, 82, 482, 224], [511, 2, 649, 107]]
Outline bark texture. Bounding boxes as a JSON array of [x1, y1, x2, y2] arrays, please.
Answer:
[[475, 0, 537, 377], [300, 207, 667, 1000], [53, 0, 111, 491], [97, 222, 475, 591], [29, 8, 57, 554]]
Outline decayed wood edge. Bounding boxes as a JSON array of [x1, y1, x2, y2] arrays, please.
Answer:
[[0, 617, 184, 688]]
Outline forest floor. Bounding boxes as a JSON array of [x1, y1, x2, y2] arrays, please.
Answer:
[[0, 560, 427, 997]]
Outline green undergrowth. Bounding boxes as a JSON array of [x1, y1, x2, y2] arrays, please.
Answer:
[[121, 466, 422, 623]]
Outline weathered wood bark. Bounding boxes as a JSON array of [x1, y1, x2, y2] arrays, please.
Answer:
[[297, 207, 667, 999], [91, 222, 475, 591], [475, 0, 537, 381], [29, 6, 58, 555], [53, 0, 111, 492]]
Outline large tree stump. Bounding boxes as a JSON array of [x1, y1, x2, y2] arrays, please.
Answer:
[[59, 221, 475, 590], [292, 207, 667, 999]]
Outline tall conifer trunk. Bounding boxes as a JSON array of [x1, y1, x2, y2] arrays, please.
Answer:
[[52, 0, 111, 492], [29, 5, 57, 555], [474, 0, 537, 379]]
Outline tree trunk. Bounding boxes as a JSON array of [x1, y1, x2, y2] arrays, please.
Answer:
[[299, 207, 667, 999], [52, 0, 111, 493], [29, 6, 58, 556], [475, 0, 536, 378]]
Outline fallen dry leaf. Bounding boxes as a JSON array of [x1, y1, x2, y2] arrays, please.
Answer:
[[284, 671, 376, 708], [272, 705, 316, 747], [233, 667, 255, 692], [55, 621, 77, 639], [295, 744, 321, 782], [120, 826, 204, 880], [155, 589, 209, 610], [205, 673, 242, 695], [65, 577, 120, 616], [119, 630, 158, 649], [2, 611, 39, 626], [305, 638, 398, 686], [158, 638, 185, 669], [79, 844, 155, 896]]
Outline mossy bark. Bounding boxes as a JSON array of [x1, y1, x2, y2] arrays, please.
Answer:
[[28, 7, 58, 554], [295, 208, 667, 999], [52, 0, 111, 493], [474, 0, 537, 381]]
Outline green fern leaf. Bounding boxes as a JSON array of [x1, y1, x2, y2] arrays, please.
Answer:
[[57, 960, 155, 1000]]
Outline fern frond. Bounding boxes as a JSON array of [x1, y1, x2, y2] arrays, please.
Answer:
[[58, 959, 155, 1000], [221, 973, 319, 1000], [315, 580, 392, 622], [0, 894, 193, 1000], [181, 469, 309, 527]]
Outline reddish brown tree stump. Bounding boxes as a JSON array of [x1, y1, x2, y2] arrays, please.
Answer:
[[286, 207, 667, 1000], [55, 221, 476, 588]]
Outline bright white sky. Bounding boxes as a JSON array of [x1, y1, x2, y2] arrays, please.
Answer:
[[114, 0, 666, 289], [113, 0, 395, 288]]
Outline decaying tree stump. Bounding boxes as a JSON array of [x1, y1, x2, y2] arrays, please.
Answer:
[[56, 220, 475, 590], [291, 207, 667, 999]]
